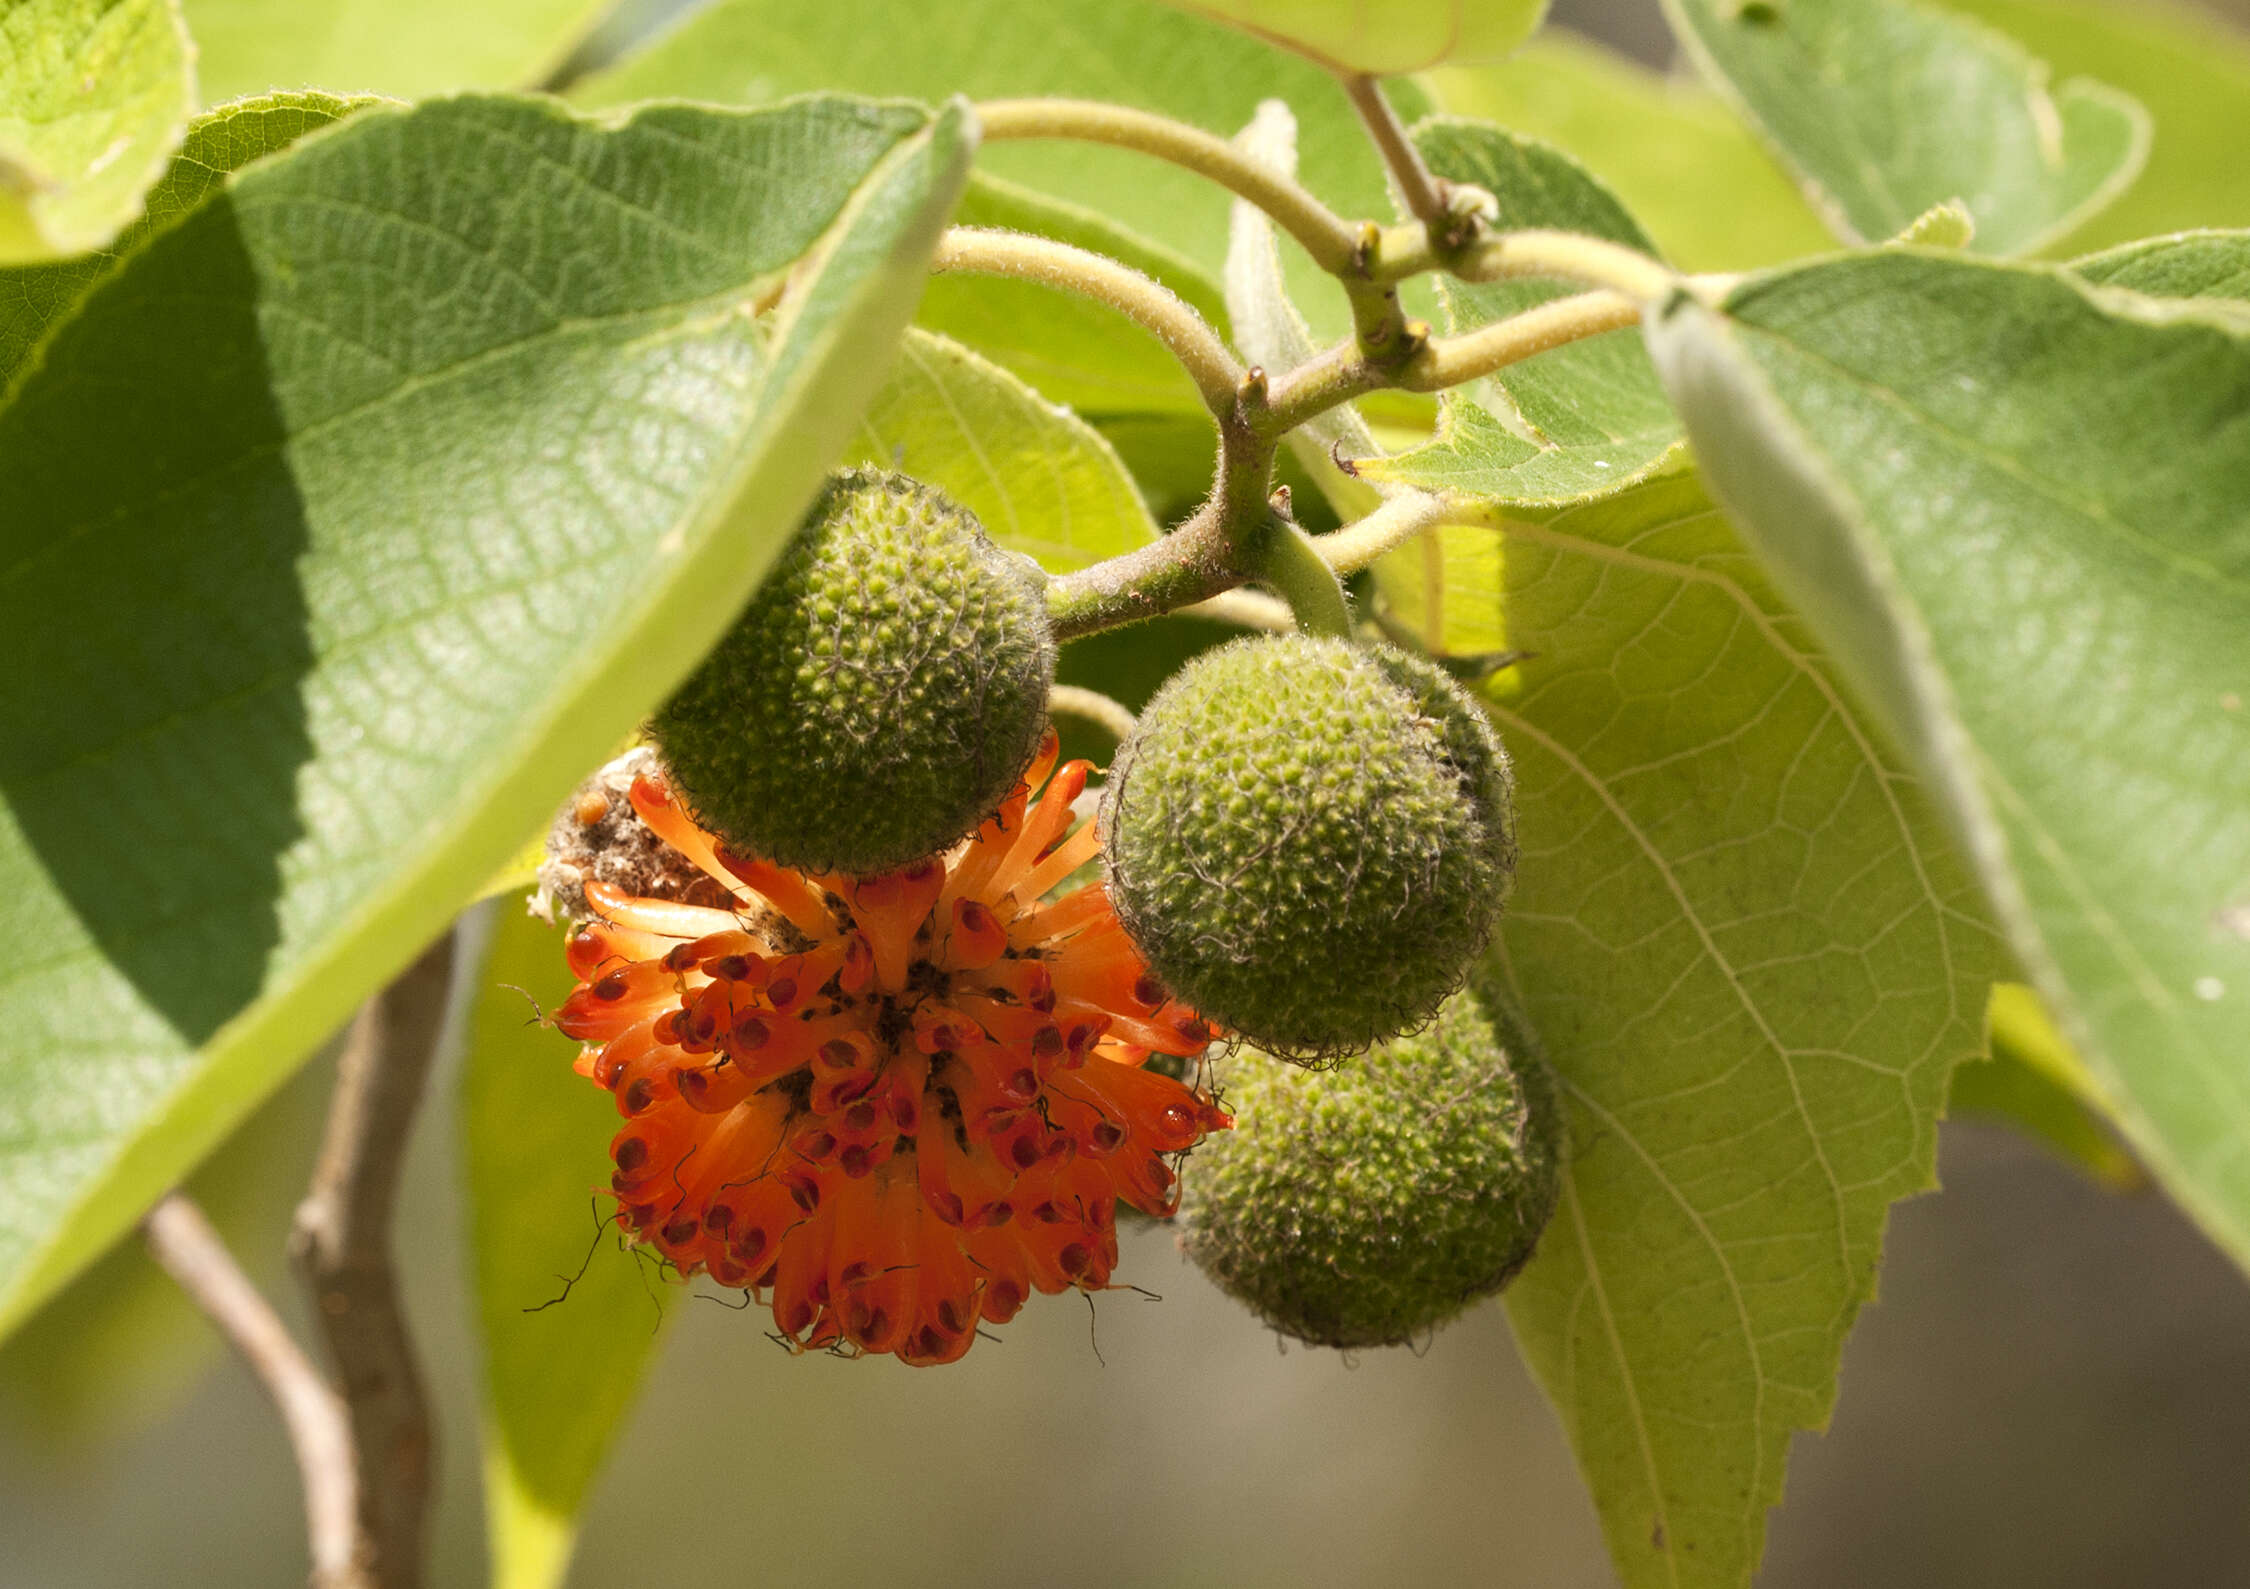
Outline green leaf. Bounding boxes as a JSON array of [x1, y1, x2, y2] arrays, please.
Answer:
[[0, 91, 973, 1345], [1361, 117, 1685, 511], [178, 0, 608, 104], [466, 906, 674, 1589], [1373, 470, 2000, 1589], [574, 0, 1406, 344], [2073, 229, 2250, 302], [0, 1043, 329, 1443], [1659, 0, 2149, 256], [1645, 250, 2250, 1272], [921, 173, 1220, 420], [1153, 0, 1546, 75], [0, 0, 193, 262], [1950, 983, 2139, 1188], [1, 89, 372, 394], [845, 329, 1159, 574], [1423, 33, 1834, 273], [1942, 0, 2250, 254]]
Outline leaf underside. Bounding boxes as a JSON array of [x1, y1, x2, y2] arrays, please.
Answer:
[[1376, 470, 2000, 1589], [0, 91, 971, 1344]]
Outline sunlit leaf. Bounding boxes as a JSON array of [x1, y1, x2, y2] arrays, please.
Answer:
[[179, 0, 606, 103], [0, 0, 192, 262], [1153, 0, 1546, 76], [1951, 983, 2139, 1189], [1647, 249, 2250, 1272], [1374, 469, 2001, 1589], [1362, 117, 1685, 511], [1660, 0, 2148, 255], [1, 89, 373, 392], [0, 92, 973, 1344], [465, 906, 675, 1589], [846, 329, 1159, 574], [1423, 33, 1833, 273]]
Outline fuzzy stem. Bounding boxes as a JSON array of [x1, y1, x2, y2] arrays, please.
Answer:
[[1341, 75, 1450, 231], [1261, 289, 1639, 440], [1314, 490, 1455, 577], [1048, 683, 1139, 743], [1181, 587, 1297, 632], [146, 1195, 369, 1589], [931, 228, 1242, 418], [1405, 290, 1642, 391], [976, 99, 1361, 276], [1379, 227, 1678, 301], [1257, 520, 1355, 637]]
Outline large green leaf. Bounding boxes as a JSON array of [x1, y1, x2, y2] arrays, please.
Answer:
[[466, 906, 674, 1589], [1373, 472, 2000, 1589], [845, 329, 1159, 574], [1156, 0, 1545, 75], [2073, 229, 2250, 303], [575, 0, 1406, 344], [1362, 117, 1684, 511], [1646, 250, 2250, 1271], [179, 0, 607, 104], [1, 89, 371, 394], [1422, 33, 1833, 274], [0, 0, 192, 262], [0, 92, 973, 1345], [1944, 0, 2250, 254], [1660, 0, 2148, 256]]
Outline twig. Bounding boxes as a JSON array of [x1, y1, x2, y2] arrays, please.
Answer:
[[1313, 490, 1456, 577], [1048, 684, 1140, 743], [1341, 75, 1450, 233], [976, 99, 1361, 275], [144, 1194, 368, 1588], [1180, 587, 1296, 632], [290, 932, 456, 1589], [931, 228, 1244, 418]]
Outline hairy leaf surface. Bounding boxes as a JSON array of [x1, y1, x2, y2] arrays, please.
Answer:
[[1363, 118, 1684, 511], [846, 329, 1159, 574], [1648, 250, 2250, 1273], [1, 89, 371, 391], [1377, 472, 2000, 1589], [0, 92, 971, 1343]]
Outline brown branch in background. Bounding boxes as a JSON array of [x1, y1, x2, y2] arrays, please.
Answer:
[[144, 1194, 368, 1587], [290, 931, 457, 1589]]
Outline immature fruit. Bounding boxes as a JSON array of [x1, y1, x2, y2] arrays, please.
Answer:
[[1179, 985, 1562, 1349], [1101, 634, 1514, 1061], [652, 469, 1054, 875]]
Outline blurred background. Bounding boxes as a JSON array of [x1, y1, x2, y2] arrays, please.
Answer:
[[7, 0, 2250, 1585]]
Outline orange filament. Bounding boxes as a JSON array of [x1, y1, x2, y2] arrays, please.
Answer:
[[553, 743, 1228, 1364]]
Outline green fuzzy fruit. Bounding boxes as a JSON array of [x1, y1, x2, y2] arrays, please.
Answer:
[[653, 469, 1054, 875], [1180, 985, 1562, 1349], [1101, 634, 1514, 1060]]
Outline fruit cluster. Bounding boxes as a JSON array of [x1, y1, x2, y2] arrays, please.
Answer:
[[545, 469, 1562, 1359]]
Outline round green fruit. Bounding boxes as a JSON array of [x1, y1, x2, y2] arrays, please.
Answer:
[[1101, 634, 1514, 1060], [1179, 985, 1562, 1349], [652, 468, 1054, 875]]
